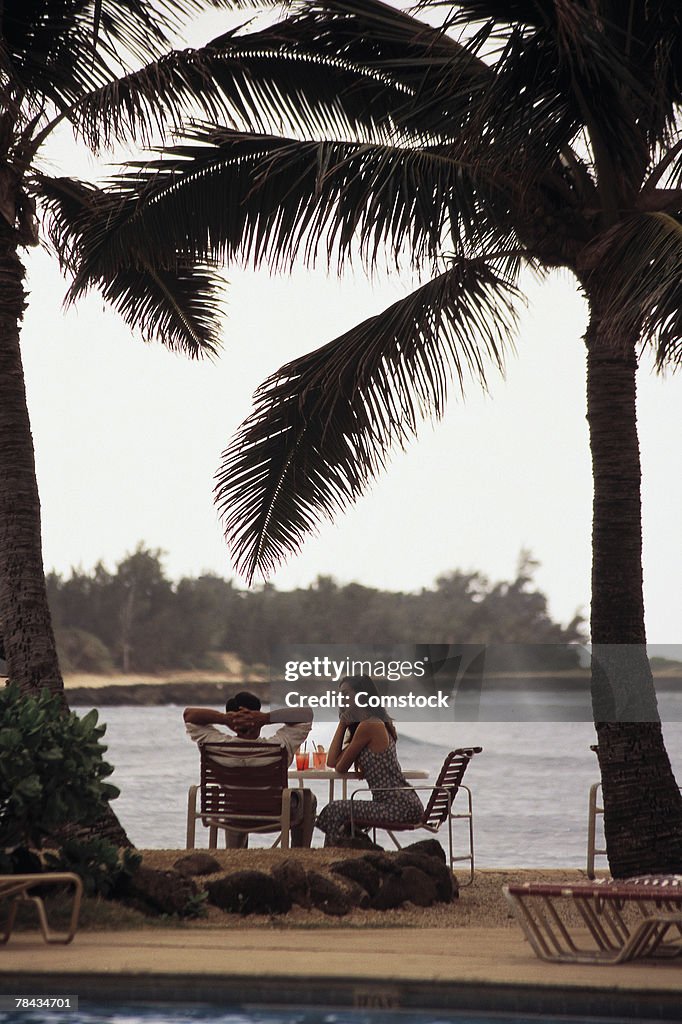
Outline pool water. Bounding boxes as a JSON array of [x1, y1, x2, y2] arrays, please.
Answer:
[[0, 1005, 659, 1024]]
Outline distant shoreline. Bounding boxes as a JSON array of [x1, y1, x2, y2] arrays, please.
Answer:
[[64, 669, 268, 706]]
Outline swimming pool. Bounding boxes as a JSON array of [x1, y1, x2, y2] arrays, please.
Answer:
[[0, 1004, 663, 1024]]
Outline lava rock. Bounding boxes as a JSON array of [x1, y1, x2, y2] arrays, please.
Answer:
[[332, 874, 371, 909], [332, 832, 383, 851], [362, 851, 401, 874], [370, 873, 408, 910], [330, 857, 383, 898], [307, 871, 351, 916], [396, 865, 439, 907], [393, 852, 456, 902], [271, 858, 312, 908], [402, 839, 447, 863], [370, 864, 439, 910], [128, 866, 200, 916], [206, 870, 291, 915], [173, 853, 221, 878]]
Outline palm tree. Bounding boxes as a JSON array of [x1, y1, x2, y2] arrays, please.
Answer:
[[0, 0, 267, 845], [0, 0, 257, 701], [39, 0, 682, 874]]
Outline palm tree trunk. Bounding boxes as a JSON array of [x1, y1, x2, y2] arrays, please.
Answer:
[[0, 228, 132, 849], [0, 231, 63, 698], [585, 301, 682, 877]]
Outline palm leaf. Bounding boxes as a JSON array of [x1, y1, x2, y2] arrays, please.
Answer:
[[36, 174, 224, 356], [213, 0, 494, 141], [66, 128, 520, 292], [2, 1, 242, 138], [73, 0, 472, 148], [589, 211, 682, 367], [1, 5, 116, 115], [3, 0, 238, 69], [72, 40, 252, 149], [88, 261, 224, 356], [215, 256, 524, 581], [172, 2, 596, 197]]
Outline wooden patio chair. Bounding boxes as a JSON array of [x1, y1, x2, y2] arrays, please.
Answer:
[[186, 741, 294, 849], [0, 872, 83, 944], [349, 746, 482, 884], [504, 875, 682, 964]]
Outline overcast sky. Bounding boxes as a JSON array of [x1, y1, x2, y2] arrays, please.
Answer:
[[18, 4, 682, 645]]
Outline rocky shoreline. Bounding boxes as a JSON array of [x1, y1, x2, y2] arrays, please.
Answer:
[[66, 680, 266, 706], [64, 674, 269, 706]]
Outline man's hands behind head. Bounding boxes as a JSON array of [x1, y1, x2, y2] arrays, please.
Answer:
[[228, 708, 267, 735]]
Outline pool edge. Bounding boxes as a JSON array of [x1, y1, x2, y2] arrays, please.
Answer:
[[2, 971, 681, 1022]]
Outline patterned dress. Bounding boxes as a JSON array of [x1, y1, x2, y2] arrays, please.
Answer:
[[316, 739, 423, 843]]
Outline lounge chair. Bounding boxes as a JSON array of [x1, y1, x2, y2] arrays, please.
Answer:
[[504, 875, 682, 963], [349, 747, 482, 884], [186, 741, 296, 849], [0, 872, 83, 944]]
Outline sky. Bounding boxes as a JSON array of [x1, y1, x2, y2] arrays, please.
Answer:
[[17, 5, 682, 645]]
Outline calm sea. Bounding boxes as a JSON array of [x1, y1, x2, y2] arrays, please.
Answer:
[[78, 703, 682, 868]]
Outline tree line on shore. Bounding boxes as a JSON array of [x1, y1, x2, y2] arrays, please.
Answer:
[[45, 544, 584, 675]]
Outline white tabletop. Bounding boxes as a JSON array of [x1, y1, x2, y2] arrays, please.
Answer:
[[287, 767, 429, 800], [288, 768, 429, 780]]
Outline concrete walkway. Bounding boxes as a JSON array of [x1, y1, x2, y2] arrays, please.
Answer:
[[2, 927, 682, 1019]]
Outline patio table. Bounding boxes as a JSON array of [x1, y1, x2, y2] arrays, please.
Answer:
[[288, 767, 429, 803]]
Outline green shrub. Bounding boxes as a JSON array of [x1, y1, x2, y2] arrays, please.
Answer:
[[0, 682, 119, 854], [46, 838, 141, 898]]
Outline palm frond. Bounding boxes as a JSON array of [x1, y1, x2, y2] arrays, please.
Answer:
[[668, 152, 682, 189], [71, 41, 252, 150], [68, 128, 520, 291], [212, 0, 291, 6], [2, 7, 116, 117], [70, 2, 457, 160], [215, 256, 524, 581], [90, 0, 240, 63], [190, 1, 598, 192], [587, 212, 682, 367], [36, 173, 224, 356], [87, 260, 224, 356], [30, 0, 476, 155], [103, 0, 485, 148], [2, 1, 241, 135], [3, 0, 238, 71], [450, 3, 654, 180]]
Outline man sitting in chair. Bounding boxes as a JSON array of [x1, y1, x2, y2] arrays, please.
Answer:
[[184, 692, 316, 848]]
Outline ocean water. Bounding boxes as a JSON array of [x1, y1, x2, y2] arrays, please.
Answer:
[[80, 704, 682, 867]]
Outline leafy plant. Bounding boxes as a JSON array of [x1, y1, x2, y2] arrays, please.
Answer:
[[0, 683, 119, 853], [180, 889, 209, 919], [45, 839, 141, 898]]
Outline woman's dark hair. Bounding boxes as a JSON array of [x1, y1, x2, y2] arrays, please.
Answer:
[[341, 675, 397, 742]]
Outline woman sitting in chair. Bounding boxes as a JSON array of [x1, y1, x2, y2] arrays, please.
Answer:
[[316, 675, 423, 846]]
